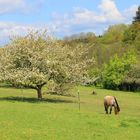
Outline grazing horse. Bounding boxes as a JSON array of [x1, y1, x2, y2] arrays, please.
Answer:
[[104, 96, 120, 115]]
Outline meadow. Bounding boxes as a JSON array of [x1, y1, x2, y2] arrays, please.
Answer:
[[0, 86, 140, 140]]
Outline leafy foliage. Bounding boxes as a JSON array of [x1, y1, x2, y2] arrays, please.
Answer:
[[123, 23, 140, 45], [100, 24, 128, 43], [123, 6, 140, 52], [101, 52, 136, 89]]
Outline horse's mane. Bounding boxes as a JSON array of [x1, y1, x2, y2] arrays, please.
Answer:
[[114, 96, 120, 112]]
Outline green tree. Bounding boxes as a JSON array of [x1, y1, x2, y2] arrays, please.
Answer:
[[100, 24, 128, 43], [123, 23, 140, 44], [133, 6, 140, 23], [123, 6, 140, 47], [101, 51, 136, 89], [0, 31, 93, 99]]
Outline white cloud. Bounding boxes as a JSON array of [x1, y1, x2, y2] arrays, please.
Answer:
[[0, 22, 51, 45], [0, 0, 44, 14], [0, 0, 139, 44], [123, 5, 138, 22], [73, 7, 106, 24], [49, 0, 124, 36], [98, 0, 123, 21], [0, 22, 41, 45], [49, 0, 138, 36], [0, 0, 26, 14], [0, 21, 53, 44]]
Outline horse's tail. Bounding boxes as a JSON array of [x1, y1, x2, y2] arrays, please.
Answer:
[[114, 96, 120, 112]]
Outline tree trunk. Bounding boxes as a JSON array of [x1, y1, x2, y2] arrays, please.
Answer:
[[37, 87, 42, 99]]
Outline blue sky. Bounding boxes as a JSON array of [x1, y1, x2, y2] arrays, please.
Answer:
[[0, 0, 140, 44]]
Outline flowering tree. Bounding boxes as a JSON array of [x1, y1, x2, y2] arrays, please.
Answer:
[[0, 32, 93, 99]]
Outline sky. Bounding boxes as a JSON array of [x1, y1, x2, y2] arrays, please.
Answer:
[[0, 0, 140, 45]]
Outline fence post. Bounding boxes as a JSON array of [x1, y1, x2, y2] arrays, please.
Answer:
[[77, 89, 80, 111]]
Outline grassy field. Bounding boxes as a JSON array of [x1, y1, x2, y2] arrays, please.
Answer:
[[0, 86, 140, 140]]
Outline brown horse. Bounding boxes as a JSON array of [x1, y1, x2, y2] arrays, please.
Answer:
[[104, 96, 120, 115]]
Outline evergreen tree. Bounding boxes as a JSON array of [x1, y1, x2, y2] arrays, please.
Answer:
[[133, 6, 140, 23]]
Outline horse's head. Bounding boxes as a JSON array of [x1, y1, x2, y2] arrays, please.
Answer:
[[114, 106, 120, 115], [113, 96, 120, 115]]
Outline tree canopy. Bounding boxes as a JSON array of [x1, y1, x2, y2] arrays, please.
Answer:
[[0, 32, 93, 98]]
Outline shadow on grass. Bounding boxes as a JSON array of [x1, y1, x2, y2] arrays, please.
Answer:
[[0, 96, 76, 104]]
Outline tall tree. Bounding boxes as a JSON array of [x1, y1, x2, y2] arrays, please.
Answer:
[[0, 32, 93, 99], [133, 6, 140, 23], [123, 6, 140, 45]]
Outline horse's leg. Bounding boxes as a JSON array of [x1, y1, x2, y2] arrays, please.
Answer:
[[110, 106, 112, 114], [104, 104, 108, 114]]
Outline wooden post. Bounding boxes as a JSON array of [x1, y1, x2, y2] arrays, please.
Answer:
[[77, 90, 80, 111], [20, 86, 24, 101]]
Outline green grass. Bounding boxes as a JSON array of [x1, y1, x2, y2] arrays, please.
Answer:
[[0, 86, 140, 140]]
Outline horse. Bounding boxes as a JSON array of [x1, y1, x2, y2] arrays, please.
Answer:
[[104, 96, 120, 115]]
